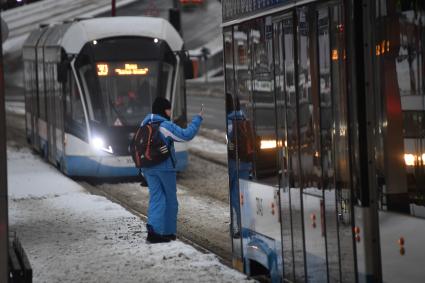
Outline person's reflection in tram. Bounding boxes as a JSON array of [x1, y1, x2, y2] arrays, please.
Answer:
[[226, 93, 253, 238]]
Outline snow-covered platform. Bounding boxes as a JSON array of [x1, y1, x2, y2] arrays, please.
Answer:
[[7, 146, 252, 282]]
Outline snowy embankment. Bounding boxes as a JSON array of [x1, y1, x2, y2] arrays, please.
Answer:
[[7, 146, 252, 282]]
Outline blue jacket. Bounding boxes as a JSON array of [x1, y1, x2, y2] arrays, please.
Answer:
[[140, 114, 203, 171]]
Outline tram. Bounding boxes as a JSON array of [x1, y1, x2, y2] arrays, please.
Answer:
[[23, 17, 192, 178], [222, 0, 425, 282]]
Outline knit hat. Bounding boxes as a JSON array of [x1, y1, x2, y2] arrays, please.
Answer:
[[152, 97, 171, 119]]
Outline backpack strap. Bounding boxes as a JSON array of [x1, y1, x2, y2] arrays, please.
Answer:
[[168, 140, 176, 168], [158, 121, 176, 169]]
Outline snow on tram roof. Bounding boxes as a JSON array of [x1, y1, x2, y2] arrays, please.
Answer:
[[61, 16, 183, 53]]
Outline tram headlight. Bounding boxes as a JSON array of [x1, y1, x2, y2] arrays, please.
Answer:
[[404, 154, 415, 166], [260, 140, 277, 149], [260, 139, 284, 150], [91, 137, 113, 154]]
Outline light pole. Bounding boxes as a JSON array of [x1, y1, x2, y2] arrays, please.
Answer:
[[169, 0, 182, 36]]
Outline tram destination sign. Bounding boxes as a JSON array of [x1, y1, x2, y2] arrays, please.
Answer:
[[222, 0, 294, 22]]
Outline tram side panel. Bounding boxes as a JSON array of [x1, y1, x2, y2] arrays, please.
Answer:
[[223, 3, 358, 283]]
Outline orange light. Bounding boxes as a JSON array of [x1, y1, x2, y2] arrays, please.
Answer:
[[332, 49, 338, 61], [115, 64, 149, 75], [381, 40, 386, 54], [354, 226, 360, 234], [240, 193, 244, 205], [376, 45, 381, 56], [386, 40, 390, 52], [97, 63, 109, 76]]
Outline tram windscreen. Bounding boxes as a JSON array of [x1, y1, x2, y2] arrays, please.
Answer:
[[78, 61, 174, 126]]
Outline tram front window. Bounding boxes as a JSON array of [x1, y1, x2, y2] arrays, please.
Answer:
[[78, 61, 174, 126], [74, 36, 177, 127], [96, 61, 159, 126]]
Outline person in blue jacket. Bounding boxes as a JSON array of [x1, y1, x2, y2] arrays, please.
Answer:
[[141, 97, 203, 243], [226, 93, 252, 239]]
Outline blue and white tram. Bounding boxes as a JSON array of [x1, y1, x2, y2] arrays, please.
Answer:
[[222, 0, 425, 282], [23, 17, 192, 178]]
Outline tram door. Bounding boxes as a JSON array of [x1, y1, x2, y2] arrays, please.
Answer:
[[226, 18, 284, 281], [372, 2, 425, 282], [273, 3, 356, 282]]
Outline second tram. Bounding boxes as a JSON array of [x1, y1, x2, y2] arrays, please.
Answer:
[[222, 0, 425, 282], [23, 17, 192, 178]]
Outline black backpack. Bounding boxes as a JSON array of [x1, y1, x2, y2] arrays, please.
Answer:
[[129, 122, 170, 168]]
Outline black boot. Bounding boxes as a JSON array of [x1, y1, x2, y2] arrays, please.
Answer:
[[146, 231, 171, 244], [164, 234, 176, 241], [146, 224, 170, 244]]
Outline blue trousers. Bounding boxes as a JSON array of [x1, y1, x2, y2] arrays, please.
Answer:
[[144, 170, 178, 235], [228, 159, 250, 233]]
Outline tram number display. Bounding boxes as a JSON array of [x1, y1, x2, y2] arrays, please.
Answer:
[[96, 63, 149, 76], [222, 0, 292, 22]]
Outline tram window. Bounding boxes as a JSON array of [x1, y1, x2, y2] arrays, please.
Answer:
[[94, 61, 159, 126], [79, 64, 102, 122], [403, 111, 424, 138], [38, 63, 46, 120], [233, 20, 279, 185], [231, 24, 254, 185], [374, 3, 425, 215], [172, 65, 186, 125], [65, 72, 72, 117], [224, 29, 235, 94], [297, 8, 322, 187], [161, 63, 174, 99], [70, 79, 85, 125]]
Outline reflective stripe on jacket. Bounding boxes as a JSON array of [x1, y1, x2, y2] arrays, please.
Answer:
[[140, 113, 203, 171]]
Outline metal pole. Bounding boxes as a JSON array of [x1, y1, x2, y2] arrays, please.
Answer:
[[172, 0, 179, 9], [111, 0, 116, 17], [169, 0, 182, 36], [0, 12, 9, 283]]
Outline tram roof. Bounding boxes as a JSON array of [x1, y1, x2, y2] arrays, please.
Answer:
[[62, 17, 183, 53], [24, 17, 183, 54]]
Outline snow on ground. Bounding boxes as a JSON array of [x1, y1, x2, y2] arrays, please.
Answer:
[[7, 146, 253, 282]]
